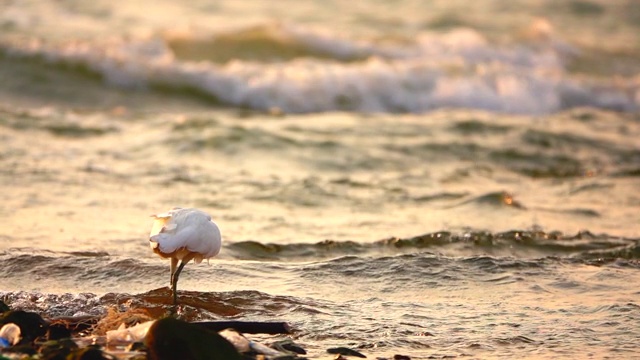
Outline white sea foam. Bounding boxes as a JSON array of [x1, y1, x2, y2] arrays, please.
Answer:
[[2, 25, 638, 114]]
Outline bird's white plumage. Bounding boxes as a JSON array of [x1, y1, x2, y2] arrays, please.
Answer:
[[149, 207, 222, 262]]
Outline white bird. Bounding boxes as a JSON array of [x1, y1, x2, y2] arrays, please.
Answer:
[[149, 207, 222, 306]]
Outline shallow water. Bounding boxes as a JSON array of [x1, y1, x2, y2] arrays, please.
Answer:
[[1, 1, 640, 359], [3, 239, 640, 359]]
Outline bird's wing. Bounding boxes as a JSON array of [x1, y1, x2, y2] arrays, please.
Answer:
[[150, 225, 199, 254], [151, 223, 221, 259]]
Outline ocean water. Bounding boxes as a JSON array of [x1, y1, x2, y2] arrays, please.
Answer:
[[1, 1, 639, 358]]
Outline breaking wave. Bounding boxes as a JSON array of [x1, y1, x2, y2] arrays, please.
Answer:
[[1, 22, 638, 114]]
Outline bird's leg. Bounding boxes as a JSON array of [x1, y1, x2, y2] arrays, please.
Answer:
[[170, 257, 179, 287], [172, 261, 187, 307], [171, 253, 197, 308]]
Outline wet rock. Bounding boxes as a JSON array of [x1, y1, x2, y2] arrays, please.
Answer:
[[327, 347, 366, 358], [271, 339, 307, 355], [0, 310, 48, 344], [145, 317, 241, 360], [393, 355, 411, 360], [0, 301, 10, 314], [46, 323, 72, 340]]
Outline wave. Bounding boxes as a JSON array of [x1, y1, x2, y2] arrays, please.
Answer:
[[226, 230, 640, 261], [2, 241, 638, 320], [1, 22, 638, 115], [2, 230, 637, 296], [2, 230, 637, 268]]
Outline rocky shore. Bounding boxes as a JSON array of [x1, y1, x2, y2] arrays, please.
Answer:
[[0, 300, 414, 360]]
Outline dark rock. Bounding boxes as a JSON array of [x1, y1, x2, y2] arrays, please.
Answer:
[[0, 310, 48, 344], [271, 339, 307, 355], [145, 317, 241, 360], [46, 323, 72, 340], [194, 320, 291, 334], [393, 355, 411, 360], [327, 347, 367, 358], [0, 300, 10, 314]]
